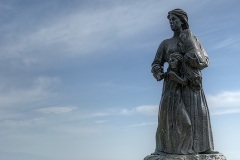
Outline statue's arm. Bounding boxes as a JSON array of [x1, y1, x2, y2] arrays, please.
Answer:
[[185, 36, 209, 70], [168, 71, 187, 86], [151, 41, 166, 81], [196, 37, 210, 69]]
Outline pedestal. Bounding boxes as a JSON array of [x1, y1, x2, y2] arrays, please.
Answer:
[[144, 153, 226, 160]]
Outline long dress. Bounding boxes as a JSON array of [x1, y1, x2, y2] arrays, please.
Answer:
[[151, 34, 214, 154]]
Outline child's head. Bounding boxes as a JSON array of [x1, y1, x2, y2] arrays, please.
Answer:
[[169, 53, 183, 70]]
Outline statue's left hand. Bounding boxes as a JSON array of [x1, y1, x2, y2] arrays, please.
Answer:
[[184, 54, 208, 69], [184, 54, 197, 66], [168, 71, 177, 81]]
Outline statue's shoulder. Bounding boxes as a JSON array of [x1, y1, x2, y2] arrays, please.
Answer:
[[157, 39, 169, 49], [164, 37, 174, 42], [160, 38, 173, 46]]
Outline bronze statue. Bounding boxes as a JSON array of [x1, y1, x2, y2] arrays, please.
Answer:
[[144, 8, 226, 160]]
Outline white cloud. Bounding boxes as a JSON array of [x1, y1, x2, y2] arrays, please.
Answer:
[[37, 106, 77, 114], [1, 3, 148, 62], [0, 76, 59, 108], [124, 122, 157, 128], [0, 0, 183, 67], [119, 108, 135, 116], [212, 37, 240, 50], [120, 105, 158, 116], [95, 120, 107, 124], [136, 105, 158, 115], [207, 91, 240, 115], [0, 117, 45, 128]]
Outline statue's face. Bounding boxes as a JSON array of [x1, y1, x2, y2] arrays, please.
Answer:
[[169, 57, 179, 69], [168, 14, 182, 31]]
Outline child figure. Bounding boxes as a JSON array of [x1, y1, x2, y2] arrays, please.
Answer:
[[157, 52, 193, 154]]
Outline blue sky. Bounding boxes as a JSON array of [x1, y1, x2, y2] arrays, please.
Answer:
[[0, 0, 240, 160]]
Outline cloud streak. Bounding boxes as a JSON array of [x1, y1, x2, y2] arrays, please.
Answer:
[[207, 91, 240, 115], [124, 122, 157, 128], [37, 106, 77, 114], [0, 76, 59, 108], [120, 105, 158, 116], [2, 2, 152, 64], [0, 0, 186, 68], [212, 37, 240, 50], [136, 105, 158, 115]]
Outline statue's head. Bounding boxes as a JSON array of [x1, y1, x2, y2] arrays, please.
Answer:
[[167, 8, 189, 31]]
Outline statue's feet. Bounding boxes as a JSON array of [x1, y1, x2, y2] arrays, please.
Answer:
[[199, 149, 219, 154]]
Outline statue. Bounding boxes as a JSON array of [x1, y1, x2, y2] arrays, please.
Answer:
[[144, 9, 226, 160]]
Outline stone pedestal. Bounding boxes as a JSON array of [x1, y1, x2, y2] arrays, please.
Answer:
[[144, 153, 226, 160]]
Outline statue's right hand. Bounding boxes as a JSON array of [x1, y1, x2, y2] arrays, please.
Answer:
[[156, 72, 164, 81]]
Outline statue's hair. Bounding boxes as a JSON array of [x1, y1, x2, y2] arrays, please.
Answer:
[[168, 8, 189, 30]]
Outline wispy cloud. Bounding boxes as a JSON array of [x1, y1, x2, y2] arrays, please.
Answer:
[[136, 105, 158, 115], [120, 105, 158, 116], [119, 108, 135, 116], [0, 76, 60, 132], [37, 106, 77, 114], [95, 120, 107, 124], [124, 122, 157, 128], [1, 2, 155, 64], [0, 117, 45, 129], [0, 0, 187, 68], [212, 37, 240, 50], [207, 91, 240, 115], [0, 76, 59, 108]]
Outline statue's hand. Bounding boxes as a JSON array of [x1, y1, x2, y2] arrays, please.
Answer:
[[184, 54, 197, 66], [184, 54, 208, 69], [155, 72, 165, 81], [168, 71, 177, 81], [168, 71, 187, 85]]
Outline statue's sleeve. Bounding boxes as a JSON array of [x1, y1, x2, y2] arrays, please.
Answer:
[[151, 40, 166, 77], [195, 36, 209, 68]]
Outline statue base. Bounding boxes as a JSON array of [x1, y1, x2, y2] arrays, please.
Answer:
[[144, 153, 226, 160]]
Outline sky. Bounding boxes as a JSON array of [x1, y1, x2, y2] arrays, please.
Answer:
[[0, 0, 240, 160]]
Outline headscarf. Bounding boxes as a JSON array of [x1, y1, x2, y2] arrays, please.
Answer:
[[168, 8, 189, 30]]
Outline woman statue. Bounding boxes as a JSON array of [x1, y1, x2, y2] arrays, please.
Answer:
[[151, 8, 217, 155]]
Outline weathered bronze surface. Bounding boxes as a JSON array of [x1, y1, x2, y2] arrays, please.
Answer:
[[145, 8, 226, 160]]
